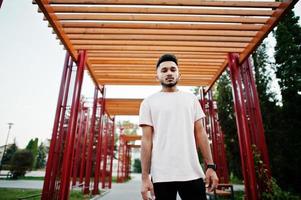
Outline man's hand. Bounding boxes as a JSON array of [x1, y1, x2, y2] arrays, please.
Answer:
[[205, 168, 219, 192], [141, 176, 155, 200]]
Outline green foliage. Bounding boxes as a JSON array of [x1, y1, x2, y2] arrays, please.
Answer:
[[191, 86, 200, 96], [273, 9, 301, 194], [133, 158, 141, 173], [215, 72, 242, 179], [274, 10, 301, 104], [252, 145, 299, 200], [1, 142, 18, 169], [25, 138, 39, 169], [9, 149, 34, 179], [117, 120, 138, 135], [35, 142, 46, 169], [229, 173, 243, 184]]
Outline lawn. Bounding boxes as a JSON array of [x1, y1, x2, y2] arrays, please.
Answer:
[[0, 188, 94, 200]]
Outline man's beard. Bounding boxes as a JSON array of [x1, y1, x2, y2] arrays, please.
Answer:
[[161, 80, 178, 88]]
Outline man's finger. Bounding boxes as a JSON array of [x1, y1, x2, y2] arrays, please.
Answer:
[[212, 177, 219, 188], [141, 190, 148, 200], [205, 176, 210, 187], [150, 187, 156, 200]]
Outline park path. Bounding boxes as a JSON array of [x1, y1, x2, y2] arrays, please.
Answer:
[[97, 173, 244, 200], [98, 173, 142, 200], [0, 171, 243, 200]]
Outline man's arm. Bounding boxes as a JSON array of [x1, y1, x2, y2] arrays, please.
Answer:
[[140, 125, 155, 200], [194, 119, 219, 191]]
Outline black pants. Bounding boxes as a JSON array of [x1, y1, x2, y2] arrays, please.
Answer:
[[153, 178, 206, 200]]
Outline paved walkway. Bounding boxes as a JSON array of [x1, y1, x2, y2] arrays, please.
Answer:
[[0, 172, 244, 200], [0, 180, 43, 189], [98, 174, 244, 200], [99, 173, 141, 200]]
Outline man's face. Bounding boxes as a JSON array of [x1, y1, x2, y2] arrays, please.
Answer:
[[156, 61, 180, 87]]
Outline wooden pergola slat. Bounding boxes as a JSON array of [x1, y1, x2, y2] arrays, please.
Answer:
[[60, 22, 263, 31], [64, 28, 258, 36], [73, 45, 244, 52], [68, 34, 253, 42], [71, 40, 248, 48], [97, 79, 210, 86], [55, 14, 269, 24], [34, 0, 297, 115], [48, 0, 281, 8], [47, 6, 274, 16]]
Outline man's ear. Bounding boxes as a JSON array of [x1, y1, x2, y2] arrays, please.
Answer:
[[155, 74, 159, 82], [178, 73, 182, 80]]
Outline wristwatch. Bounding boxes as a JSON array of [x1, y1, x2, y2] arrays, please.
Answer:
[[207, 163, 217, 171]]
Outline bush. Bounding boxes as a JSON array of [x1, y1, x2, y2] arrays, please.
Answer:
[[9, 150, 34, 179], [253, 145, 299, 199]]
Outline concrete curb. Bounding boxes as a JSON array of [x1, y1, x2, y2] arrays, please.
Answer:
[[90, 189, 110, 200]]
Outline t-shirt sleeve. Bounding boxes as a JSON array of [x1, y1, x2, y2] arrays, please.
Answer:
[[194, 97, 206, 122], [139, 99, 153, 127]]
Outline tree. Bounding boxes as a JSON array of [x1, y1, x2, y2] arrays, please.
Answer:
[[117, 120, 138, 135], [252, 40, 284, 181], [273, 9, 301, 194], [1, 141, 18, 168], [25, 138, 38, 170], [35, 142, 46, 169], [133, 158, 142, 173], [215, 72, 242, 179], [9, 149, 34, 179]]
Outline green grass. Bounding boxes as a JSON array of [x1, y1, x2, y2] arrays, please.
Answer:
[[0, 176, 45, 181], [0, 188, 96, 200], [0, 188, 41, 200], [234, 191, 244, 200], [229, 173, 243, 184], [20, 176, 45, 180]]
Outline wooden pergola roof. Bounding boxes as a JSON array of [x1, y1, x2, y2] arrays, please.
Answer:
[[105, 98, 142, 115], [34, 0, 297, 87], [34, 0, 297, 115]]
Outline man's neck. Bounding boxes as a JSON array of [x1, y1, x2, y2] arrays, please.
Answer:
[[161, 86, 178, 92]]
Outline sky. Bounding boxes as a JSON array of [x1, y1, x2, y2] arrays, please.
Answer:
[[0, 0, 301, 148]]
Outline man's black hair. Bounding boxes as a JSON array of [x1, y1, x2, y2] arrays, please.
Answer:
[[156, 53, 178, 69]]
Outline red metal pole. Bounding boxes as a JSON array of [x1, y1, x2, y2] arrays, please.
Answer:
[[59, 50, 87, 200], [108, 118, 115, 189], [49, 59, 74, 199], [228, 53, 258, 200], [126, 147, 131, 180], [244, 58, 271, 174], [72, 104, 84, 186], [93, 88, 106, 194], [42, 52, 70, 200], [208, 91, 219, 166], [218, 127, 229, 183], [84, 86, 99, 194], [240, 62, 259, 146], [101, 117, 109, 188], [79, 108, 89, 184], [117, 134, 124, 183]]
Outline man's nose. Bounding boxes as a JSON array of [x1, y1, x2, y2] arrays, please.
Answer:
[[166, 70, 173, 75]]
